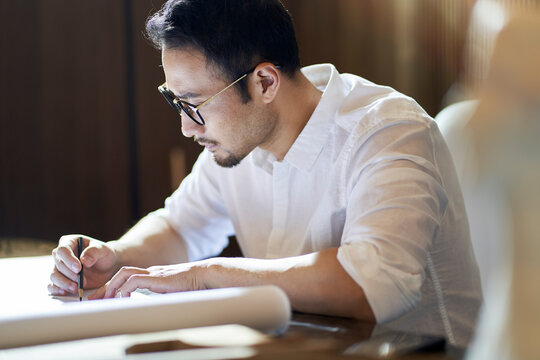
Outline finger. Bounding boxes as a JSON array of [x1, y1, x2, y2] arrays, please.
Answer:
[[58, 234, 85, 252], [50, 268, 78, 295], [88, 286, 106, 300], [48, 283, 68, 296], [79, 245, 101, 268], [117, 274, 162, 297], [54, 236, 82, 273], [104, 267, 148, 298], [52, 246, 79, 274], [53, 257, 79, 283]]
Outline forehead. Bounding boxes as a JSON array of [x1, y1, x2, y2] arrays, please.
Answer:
[[161, 48, 221, 93]]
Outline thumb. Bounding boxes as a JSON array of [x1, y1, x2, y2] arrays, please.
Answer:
[[80, 246, 100, 267]]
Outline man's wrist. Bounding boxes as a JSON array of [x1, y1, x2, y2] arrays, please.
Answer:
[[199, 257, 223, 290], [107, 240, 127, 273]]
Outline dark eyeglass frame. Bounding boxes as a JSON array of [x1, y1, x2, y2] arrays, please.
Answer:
[[158, 65, 281, 126]]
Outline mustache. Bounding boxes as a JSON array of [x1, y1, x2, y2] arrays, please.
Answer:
[[194, 136, 218, 146]]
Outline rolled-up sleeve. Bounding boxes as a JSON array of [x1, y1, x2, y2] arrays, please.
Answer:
[[337, 118, 448, 323]]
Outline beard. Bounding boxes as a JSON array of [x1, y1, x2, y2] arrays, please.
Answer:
[[212, 151, 244, 168], [194, 137, 247, 168]]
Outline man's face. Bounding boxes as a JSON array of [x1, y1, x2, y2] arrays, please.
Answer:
[[161, 48, 278, 167]]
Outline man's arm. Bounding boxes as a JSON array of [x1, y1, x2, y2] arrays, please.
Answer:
[[110, 214, 189, 268], [96, 247, 376, 322], [205, 247, 376, 321]]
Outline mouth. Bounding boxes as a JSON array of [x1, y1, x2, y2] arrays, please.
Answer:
[[195, 136, 220, 151], [197, 141, 217, 151]]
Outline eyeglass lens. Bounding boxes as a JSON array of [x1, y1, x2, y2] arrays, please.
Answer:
[[177, 102, 204, 125], [160, 88, 204, 125]]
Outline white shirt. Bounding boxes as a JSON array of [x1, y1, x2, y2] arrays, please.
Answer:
[[152, 64, 482, 347]]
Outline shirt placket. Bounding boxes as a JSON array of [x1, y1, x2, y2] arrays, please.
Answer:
[[266, 161, 290, 258]]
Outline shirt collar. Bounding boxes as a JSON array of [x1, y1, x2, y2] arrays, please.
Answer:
[[251, 64, 347, 173]]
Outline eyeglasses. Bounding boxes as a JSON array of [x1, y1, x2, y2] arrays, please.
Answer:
[[158, 67, 257, 126]]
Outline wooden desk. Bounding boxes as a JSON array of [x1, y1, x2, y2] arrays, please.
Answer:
[[0, 256, 463, 359], [249, 313, 463, 360], [122, 312, 463, 359]]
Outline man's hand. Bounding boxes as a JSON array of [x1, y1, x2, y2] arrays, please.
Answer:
[[48, 215, 190, 297], [89, 262, 208, 299], [48, 235, 118, 296]]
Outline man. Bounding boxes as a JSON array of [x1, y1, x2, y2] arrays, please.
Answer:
[[49, 0, 481, 347]]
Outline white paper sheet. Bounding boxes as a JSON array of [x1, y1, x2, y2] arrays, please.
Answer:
[[0, 256, 291, 349]]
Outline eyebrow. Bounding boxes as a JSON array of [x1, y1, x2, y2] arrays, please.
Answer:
[[165, 86, 201, 101], [176, 91, 201, 100]]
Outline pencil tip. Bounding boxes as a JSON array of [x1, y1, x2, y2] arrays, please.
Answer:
[[80, 297, 82, 301]]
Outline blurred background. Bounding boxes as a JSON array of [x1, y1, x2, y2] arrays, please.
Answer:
[[0, 0, 537, 247]]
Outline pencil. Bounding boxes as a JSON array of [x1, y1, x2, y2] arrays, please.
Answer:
[[78, 237, 84, 301]]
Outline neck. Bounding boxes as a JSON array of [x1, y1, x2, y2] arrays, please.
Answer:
[[260, 71, 322, 161]]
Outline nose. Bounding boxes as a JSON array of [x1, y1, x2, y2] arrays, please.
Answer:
[[180, 116, 205, 138]]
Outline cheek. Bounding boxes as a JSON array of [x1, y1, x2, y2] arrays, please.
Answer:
[[203, 95, 261, 144], [201, 109, 242, 144], [205, 94, 242, 125], [212, 102, 250, 130]]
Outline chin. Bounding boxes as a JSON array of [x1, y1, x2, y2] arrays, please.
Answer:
[[213, 153, 244, 168]]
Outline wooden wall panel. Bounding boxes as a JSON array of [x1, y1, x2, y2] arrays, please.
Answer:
[[0, 0, 211, 242], [409, 0, 476, 109], [0, 1, 132, 241], [37, 1, 132, 240], [0, 0, 42, 237], [282, 0, 475, 116]]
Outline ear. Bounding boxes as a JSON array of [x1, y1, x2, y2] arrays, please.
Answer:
[[250, 63, 280, 104]]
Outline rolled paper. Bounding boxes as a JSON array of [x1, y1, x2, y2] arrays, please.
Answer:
[[0, 285, 291, 349]]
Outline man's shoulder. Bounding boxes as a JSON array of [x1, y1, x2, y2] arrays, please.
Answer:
[[335, 73, 433, 138], [302, 63, 431, 128]]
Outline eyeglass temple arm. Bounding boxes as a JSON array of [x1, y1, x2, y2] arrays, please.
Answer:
[[195, 73, 249, 110]]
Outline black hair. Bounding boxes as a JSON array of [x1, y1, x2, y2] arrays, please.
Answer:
[[146, 0, 301, 102]]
